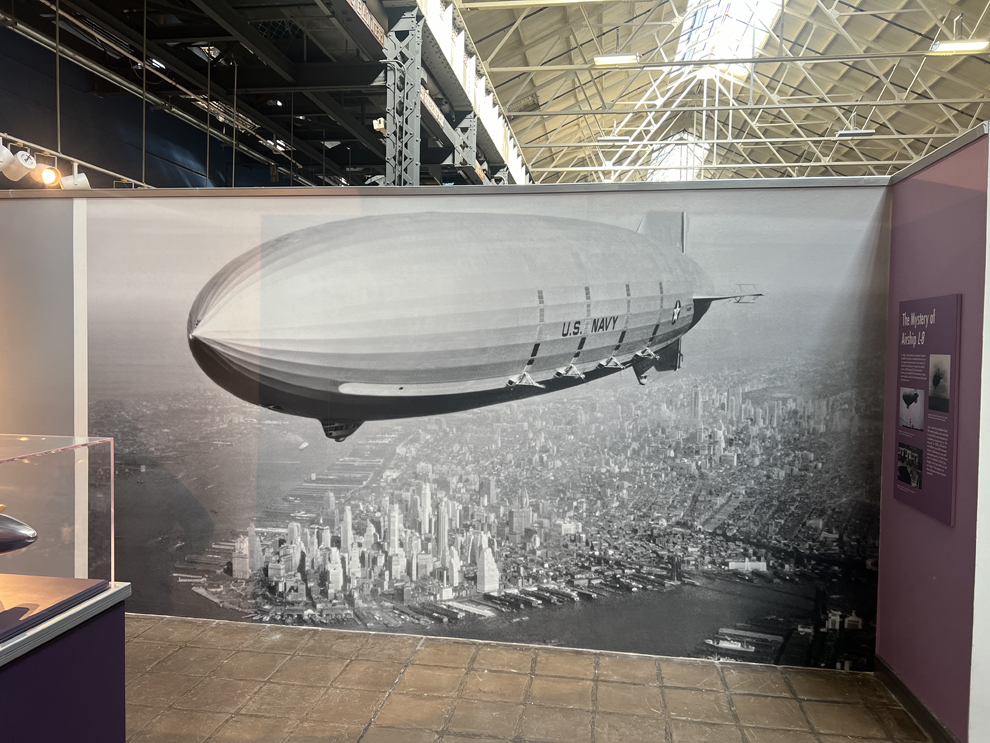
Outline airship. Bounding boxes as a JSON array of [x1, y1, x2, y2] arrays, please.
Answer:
[[188, 212, 758, 441], [0, 505, 38, 555]]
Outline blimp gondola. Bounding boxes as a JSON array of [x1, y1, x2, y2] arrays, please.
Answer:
[[188, 211, 758, 441]]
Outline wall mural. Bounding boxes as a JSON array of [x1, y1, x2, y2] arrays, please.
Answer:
[[89, 186, 888, 669]]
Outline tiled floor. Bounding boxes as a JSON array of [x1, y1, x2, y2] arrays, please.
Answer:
[[125, 614, 930, 743]]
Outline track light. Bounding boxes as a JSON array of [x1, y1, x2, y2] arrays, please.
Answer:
[[32, 162, 61, 186], [61, 162, 91, 190], [930, 39, 990, 53], [593, 53, 640, 67], [0, 143, 36, 181]]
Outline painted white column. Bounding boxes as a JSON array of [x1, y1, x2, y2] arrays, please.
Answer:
[[73, 198, 89, 579]]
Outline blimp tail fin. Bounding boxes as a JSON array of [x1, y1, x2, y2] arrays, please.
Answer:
[[636, 212, 684, 253]]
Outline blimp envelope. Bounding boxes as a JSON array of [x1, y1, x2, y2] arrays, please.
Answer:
[[188, 211, 739, 440]]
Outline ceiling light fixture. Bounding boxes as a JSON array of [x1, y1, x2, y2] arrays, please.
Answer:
[[36, 165, 61, 186], [836, 128, 876, 138], [597, 135, 631, 143], [593, 53, 640, 67], [61, 162, 91, 190], [0, 142, 36, 181], [930, 39, 990, 53]]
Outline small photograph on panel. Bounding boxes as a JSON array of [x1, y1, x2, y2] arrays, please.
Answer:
[[898, 387, 925, 430], [929, 354, 951, 412], [897, 442, 924, 489]]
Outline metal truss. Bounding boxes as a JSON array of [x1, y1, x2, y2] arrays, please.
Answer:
[[385, 6, 425, 187], [460, 0, 990, 183]]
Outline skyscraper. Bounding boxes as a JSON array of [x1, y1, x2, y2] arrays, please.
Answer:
[[388, 503, 401, 553], [477, 547, 500, 593], [232, 535, 250, 579], [342, 506, 353, 553]]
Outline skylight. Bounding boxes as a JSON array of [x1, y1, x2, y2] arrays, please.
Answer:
[[647, 132, 710, 182], [675, 0, 780, 77]]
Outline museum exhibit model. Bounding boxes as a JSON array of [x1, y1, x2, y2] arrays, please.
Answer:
[[0, 436, 128, 742]]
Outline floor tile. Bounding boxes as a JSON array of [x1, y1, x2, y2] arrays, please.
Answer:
[[134, 618, 211, 645], [742, 729, 818, 743], [126, 703, 163, 738], [239, 682, 326, 719], [213, 651, 290, 681], [270, 655, 349, 686], [660, 660, 725, 691], [411, 639, 477, 668], [209, 715, 296, 742], [721, 666, 792, 697], [355, 634, 422, 663], [595, 712, 667, 743], [308, 688, 387, 725], [331, 660, 405, 691], [784, 670, 861, 702], [126, 672, 202, 708], [869, 705, 929, 741], [597, 654, 659, 685], [519, 706, 592, 742], [394, 664, 466, 696], [363, 727, 438, 743], [528, 676, 594, 708], [152, 646, 233, 676], [461, 670, 530, 703], [129, 708, 227, 743], [172, 677, 262, 714], [665, 688, 736, 724], [731, 695, 808, 730], [285, 721, 363, 743], [596, 681, 664, 716], [373, 693, 452, 730], [473, 645, 535, 674], [447, 699, 523, 737], [187, 623, 267, 651], [670, 720, 744, 743], [298, 631, 368, 659], [804, 701, 888, 737], [534, 648, 596, 679], [126, 642, 180, 674], [126, 614, 165, 639], [251, 626, 315, 655]]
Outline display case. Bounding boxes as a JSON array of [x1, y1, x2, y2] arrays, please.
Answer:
[[0, 435, 114, 582]]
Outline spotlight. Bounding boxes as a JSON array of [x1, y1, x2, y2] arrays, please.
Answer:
[[61, 163, 91, 190], [0, 145, 36, 181], [31, 160, 61, 187]]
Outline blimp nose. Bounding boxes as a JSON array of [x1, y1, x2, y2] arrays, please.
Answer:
[[0, 513, 39, 554]]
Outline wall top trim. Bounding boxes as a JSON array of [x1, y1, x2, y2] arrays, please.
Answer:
[[0, 175, 890, 200], [889, 122, 990, 185]]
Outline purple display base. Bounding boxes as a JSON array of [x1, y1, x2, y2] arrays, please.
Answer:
[[0, 603, 125, 742], [893, 294, 961, 526]]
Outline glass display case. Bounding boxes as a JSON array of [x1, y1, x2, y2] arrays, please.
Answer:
[[0, 435, 114, 582]]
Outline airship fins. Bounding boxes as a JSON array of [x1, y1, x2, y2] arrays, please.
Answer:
[[636, 212, 684, 253]]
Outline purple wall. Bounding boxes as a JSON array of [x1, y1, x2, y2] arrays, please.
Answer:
[[878, 136, 988, 742]]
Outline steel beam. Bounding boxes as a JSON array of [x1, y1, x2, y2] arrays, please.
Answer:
[[385, 6, 425, 186], [504, 97, 990, 116], [517, 132, 962, 146], [533, 159, 914, 172]]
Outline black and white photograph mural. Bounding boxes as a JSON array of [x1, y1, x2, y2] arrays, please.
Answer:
[[88, 185, 888, 670]]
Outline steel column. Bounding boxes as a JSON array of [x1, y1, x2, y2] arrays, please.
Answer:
[[385, 7, 424, 187]]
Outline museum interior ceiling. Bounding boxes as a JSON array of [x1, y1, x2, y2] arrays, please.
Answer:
[[2, 0, 990, 184]]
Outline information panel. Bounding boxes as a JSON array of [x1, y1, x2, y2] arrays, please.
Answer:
[[894, 294, 961, 525]]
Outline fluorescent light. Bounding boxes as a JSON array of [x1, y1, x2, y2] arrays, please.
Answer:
[[930, 39, 990, 54], [597, 135, 631, 143], [836, 129, 876, 138], [593, 53, 640, 67]]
